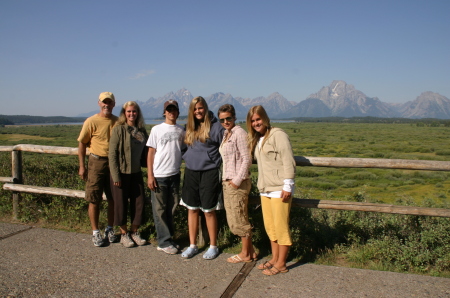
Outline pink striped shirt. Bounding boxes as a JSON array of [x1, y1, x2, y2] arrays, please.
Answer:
[[219, 125, 252, 186]]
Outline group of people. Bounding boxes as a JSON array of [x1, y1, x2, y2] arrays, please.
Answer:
[[77, 92, 296, 276]]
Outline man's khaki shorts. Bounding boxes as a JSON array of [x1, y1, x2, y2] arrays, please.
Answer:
[[85, 155, 112, 204]]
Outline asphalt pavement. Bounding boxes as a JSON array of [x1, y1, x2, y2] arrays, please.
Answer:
[[1, 222, 449, 298]]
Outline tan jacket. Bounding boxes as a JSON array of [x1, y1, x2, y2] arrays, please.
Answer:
[[109, 124, 148, 183], [254, 127, 296, 193]]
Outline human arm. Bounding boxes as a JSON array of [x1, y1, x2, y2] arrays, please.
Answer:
[[280, 189, 292, 203], [147, 147, 157, 191], [108, 126, 122, 186], [78, 142, 88, 181], [230, 128, 252, 188], [275, 130, 296, 181], [281, 179, 295, 202], [275, 130, 296, 202]]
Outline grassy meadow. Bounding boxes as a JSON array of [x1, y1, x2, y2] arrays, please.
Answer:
[[0, 122, 449, 277], [282, 122, 450, 206]]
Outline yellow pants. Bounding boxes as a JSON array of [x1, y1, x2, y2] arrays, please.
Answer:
[[260, 195, 292, 246]]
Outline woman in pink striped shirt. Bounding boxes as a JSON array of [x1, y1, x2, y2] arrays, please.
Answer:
[[218, 104, 256, 263]]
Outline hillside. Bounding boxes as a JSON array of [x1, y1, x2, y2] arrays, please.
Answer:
[[131, 81, 450, 119]]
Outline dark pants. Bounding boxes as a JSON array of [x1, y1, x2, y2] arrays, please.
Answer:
[[151, 173, 180, 248], [111, 172, 145, 227]]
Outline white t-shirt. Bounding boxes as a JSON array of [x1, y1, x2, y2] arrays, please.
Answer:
[[146, 122, 186, 178]]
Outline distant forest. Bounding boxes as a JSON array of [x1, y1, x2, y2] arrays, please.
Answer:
[[1, 114, 450, 127], [0, 115, 86, 126], [289, 116, 450, 125]]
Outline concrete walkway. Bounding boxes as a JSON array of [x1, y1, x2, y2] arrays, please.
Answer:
[[1, 222, 448, 297]]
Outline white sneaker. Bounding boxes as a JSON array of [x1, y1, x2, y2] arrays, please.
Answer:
[[92, 233, 105, 247], [131, 231, 147, 246], [105, 228, 118, 243], [120, 233, 135, 248], [157, 245, 179, 255]]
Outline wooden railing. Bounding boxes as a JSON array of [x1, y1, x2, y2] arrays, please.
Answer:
[[1, 144, 450, 220]]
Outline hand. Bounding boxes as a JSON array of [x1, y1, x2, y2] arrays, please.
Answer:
[[78, 167, 87, 181], [228, 181, 239, 189], [280, 190, 291, 203], [148, 175, 157, 191]]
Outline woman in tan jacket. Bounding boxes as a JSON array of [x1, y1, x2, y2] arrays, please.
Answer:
[[109, 101, 148, 248], [247, 105, 296, 276]]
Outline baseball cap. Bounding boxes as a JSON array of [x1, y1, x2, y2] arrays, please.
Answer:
[[99, 92, 115, 103], [163, 100, 179, 112]]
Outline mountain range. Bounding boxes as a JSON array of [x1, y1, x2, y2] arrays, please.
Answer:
[[79, 81, 450, 119]]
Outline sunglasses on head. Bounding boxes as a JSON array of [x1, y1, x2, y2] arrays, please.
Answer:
[[219, 117, 234, 123]]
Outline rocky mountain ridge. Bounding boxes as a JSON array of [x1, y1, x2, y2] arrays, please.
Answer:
[[80, 81, 450, 119]]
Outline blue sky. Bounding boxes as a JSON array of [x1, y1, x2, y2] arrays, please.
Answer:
[[1, 0, 449, 116]]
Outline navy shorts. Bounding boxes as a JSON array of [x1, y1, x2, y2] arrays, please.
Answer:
[[181, 168, 221, 212]]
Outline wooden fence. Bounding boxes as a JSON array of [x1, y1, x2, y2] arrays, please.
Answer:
[[1, 144, 449, 220]]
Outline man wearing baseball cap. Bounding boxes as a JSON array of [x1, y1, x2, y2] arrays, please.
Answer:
[[146, 100, 186, 254], [77, 92, 118, 247]]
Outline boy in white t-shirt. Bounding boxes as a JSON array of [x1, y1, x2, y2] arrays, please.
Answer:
[[147, 100, 186, 254]]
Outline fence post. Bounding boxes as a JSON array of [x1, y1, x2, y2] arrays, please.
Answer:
[[12, 150, 23, 220]]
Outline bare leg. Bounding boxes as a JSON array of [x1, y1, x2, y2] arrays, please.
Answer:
[[272, 244, 289, 271], [88, 202, 100, 230], [188, 209, 199, 245], [131, 224, 139, 233], [268, 240, 280, 265], [204, 211, 217, 246], [119, 225, 128, 234], [237, 235, 255, 261]]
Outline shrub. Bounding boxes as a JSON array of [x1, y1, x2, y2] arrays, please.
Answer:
[[314, 182, 338, 190], [435, 150, 450, 156], [336, 179, 360, 188], [296, 169, 320, 177], [343, 171, 378, 180]]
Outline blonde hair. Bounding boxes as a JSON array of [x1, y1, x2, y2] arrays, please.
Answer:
[[117, 101, 146, 129], [246, 105, 271, 157], [185, 96, 211, 146]]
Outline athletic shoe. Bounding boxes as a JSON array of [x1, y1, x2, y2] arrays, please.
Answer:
[[181, 246, 199, 258], [171, 242, 180, 250], [203, 247, 220, 260], [131, 231, 147, 246], [120, 233, 135, 248], [92, 233, 105, 247], [105, 228, 118, 243], [157, 245, 179, 255]]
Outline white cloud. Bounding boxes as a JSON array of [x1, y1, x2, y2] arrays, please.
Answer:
[[129, 70, 156, 80]]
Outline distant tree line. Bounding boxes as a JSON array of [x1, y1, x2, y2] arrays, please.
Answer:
[[289, 116, 450, 125], [0, 115, 86, 125], [0, 117, 14, 126], [2, 114, 450, 127]]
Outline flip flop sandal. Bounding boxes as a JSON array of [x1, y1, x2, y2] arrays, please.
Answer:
[[257, 261, 273, 270], [227, 254, 253, 263], [262, 266, 289, 276]]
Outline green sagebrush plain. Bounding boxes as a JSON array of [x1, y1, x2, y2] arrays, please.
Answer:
[[0, 122, 449, 277]]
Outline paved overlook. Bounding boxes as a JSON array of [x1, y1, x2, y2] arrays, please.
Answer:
[[1, 223, 449, 297]]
